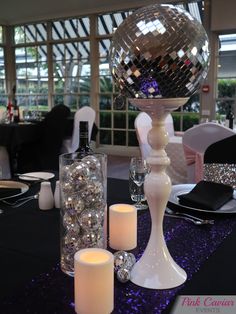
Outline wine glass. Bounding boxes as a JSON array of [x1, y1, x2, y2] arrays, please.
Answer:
[[129, 157, 149, 210]]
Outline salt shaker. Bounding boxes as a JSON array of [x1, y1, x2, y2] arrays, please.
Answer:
[[54, 180, 60, 209], [38, 181, 54, 210]]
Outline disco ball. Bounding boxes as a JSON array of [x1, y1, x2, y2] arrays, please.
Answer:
[[109, 4, 210, 99]]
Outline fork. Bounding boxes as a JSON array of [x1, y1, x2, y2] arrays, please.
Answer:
[[0, 194, 39, 207], [166, 207, 214, 224], [164, 213, 214, 225]]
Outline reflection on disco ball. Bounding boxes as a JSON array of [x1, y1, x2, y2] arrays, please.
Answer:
[[109, 4, 210, 99]]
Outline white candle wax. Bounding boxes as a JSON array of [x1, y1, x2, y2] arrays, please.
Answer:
[[74, 248, 114, 314], [109, 203, 137, 250]]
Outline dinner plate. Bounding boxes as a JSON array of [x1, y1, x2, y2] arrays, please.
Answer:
[[0, 180, 29, 199], [168, 184, 236, 214], [19, 172, 55, 181]]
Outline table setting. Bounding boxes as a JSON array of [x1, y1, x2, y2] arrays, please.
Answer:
[[1, 3, 236, 314], [0, 164, 235, 314]]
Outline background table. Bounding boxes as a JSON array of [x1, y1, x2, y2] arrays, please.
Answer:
[[0, 177, 236, 313]]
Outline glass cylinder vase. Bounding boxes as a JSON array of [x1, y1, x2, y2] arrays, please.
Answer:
[[59, 152, 107, 276]]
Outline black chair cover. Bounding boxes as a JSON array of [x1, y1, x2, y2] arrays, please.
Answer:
[[204, 134, 236, 164], [18, 105, 71, 172]]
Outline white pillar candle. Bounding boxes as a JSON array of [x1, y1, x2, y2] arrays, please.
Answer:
[[74, 248, 114, 314], [109, 203, 137, 250]]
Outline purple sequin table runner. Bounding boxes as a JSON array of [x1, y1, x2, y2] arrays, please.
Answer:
[[2, 211, 236, 314]]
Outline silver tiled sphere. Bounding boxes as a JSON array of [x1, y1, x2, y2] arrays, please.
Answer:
[[109, 4, 210, 99]]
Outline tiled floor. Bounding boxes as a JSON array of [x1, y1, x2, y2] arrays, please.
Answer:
[[107, 155, 130, 180]]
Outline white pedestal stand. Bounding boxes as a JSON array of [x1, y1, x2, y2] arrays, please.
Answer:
[[129, 98, 188, 289]]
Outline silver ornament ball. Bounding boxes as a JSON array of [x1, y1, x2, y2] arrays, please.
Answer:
[[117, 267, 131, 283], [114, 250, 130, 272]]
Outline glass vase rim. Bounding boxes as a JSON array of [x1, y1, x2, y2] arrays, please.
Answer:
[[60, 152, 107, 161]]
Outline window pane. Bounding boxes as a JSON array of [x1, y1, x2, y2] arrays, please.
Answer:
[[79, 76, 91, 93], [0, 95, 7, 106], [113, 131, 126, 145], [128, 131, 138, 146], [183, 113, 199, 131], [15, 42, 48, 109], [217, 79, 236, 98], [216, 34, 236, 112], [183, 94, 200, 112], [26, 24, 47, 42], [17, 80, 27, 93], [98, 11, 133, 35], [79, 95, 90, 107], [128, 112, 138, 129], [0, 48, 5, 80], [114, 112, 126, 128], [100, 76, 113, 93], [0, 26, 3, 43], [99, 40, 110, 59], [0, 79, 5, 92], [99, 95, 112, 110], [54, 79, 64, 93], [14, 26, 25, 44], [100, 130, 111, 144], [216, 99, 235, 115], [113, 95, 126, 110], [15, 23, 47, 44], [100, 112, 111, 128], [52, 17, 90, 40]]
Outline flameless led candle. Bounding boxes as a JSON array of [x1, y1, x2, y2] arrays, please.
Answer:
[[74, 248, 114, 314], [109, 203, 137, 250]]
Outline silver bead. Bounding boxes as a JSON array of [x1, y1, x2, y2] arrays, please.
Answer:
[[114, 251, 136, 273], [117, 268, 131, 283], [114, 251, 130, 272], [126, 253, 136, 269]]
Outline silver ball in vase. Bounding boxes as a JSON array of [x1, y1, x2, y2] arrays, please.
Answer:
[[109, 3, 210, 99]]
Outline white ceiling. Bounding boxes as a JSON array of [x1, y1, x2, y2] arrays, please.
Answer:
[[0, 0, 173, 25]]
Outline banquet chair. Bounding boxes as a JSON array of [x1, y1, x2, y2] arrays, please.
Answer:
[[182, 122, 235, 183], [18, 104, 71, 172], [61, 106, 96, 153], [134, 112, 187, 184], [203, 134, 236, 188]]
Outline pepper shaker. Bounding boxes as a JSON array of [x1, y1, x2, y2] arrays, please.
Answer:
[[38, 181, 54, 210]]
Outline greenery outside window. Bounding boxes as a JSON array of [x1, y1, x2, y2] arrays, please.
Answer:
[[216, 34, 236, 119]]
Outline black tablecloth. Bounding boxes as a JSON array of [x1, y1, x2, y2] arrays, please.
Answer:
[[0, 123, 40, 150], [0, 177, 236, 313]]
